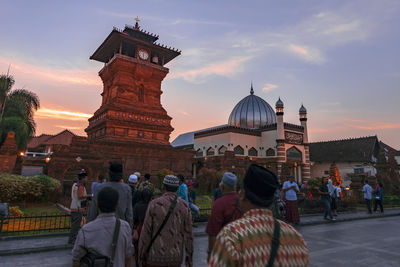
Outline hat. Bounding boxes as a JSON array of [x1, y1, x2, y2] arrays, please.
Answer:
[[186, 180, 193, 187], [163, 175, 179, 187], [134, 171, 141, 177], [220, 172, 237, 188], [128, 174, 138, 184], [243, 164, 279, 207], [78, 169, 87, 179]]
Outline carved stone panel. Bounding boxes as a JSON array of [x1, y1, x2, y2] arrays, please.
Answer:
[[285, 131, 303, 145]]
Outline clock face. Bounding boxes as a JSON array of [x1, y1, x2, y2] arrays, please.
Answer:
[[138, 50, 149, 60]]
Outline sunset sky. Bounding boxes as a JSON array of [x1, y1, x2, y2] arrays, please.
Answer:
[[1, 0, 399, 149]]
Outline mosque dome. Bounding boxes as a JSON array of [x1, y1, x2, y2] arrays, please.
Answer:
[[228, 85, 277, 129], [299, 104, 307, 114]]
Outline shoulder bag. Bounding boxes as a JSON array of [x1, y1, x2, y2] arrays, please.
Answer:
[[80, 218, 121, 267], [142, 195, 178, 267], [266, 218, 281, 267]]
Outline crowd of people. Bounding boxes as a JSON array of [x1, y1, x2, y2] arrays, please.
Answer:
[[67, 163, 386, 266], [68, 163, 311, 266]]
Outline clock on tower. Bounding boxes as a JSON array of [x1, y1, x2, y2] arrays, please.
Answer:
[[85, 20, 181, 145]]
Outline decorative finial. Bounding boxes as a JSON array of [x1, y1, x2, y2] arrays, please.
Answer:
[[134, 16, 140, 29], [250, 82, 254, 95]]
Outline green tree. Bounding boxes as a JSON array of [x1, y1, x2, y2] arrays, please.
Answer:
[[0, 74, 40, 150]]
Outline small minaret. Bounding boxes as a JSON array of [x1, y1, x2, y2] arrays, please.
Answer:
[[275, 97, 285, 181], [276, 97, 284, 140], [299, 104, 308, 143], [299, 104, 311, 181]]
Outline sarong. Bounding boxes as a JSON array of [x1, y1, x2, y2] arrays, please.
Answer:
[[285, 200, 300, 223]]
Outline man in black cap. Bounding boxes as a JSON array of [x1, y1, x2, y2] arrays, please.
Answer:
[[87, 162, 133, 228], [68, 169, 90, 244], [208, 164, 309, 267]]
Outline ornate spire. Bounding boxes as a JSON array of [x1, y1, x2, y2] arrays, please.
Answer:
[[250, 82, 254, 95], [134, 16, 140, 29]]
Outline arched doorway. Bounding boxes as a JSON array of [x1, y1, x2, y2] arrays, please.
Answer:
[[285, 147, 303, 183]]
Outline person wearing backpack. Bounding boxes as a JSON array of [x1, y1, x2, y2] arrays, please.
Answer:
[[72, 187, 133, 267]]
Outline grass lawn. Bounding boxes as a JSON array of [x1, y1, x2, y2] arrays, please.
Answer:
[[1, 204, 70, 235]]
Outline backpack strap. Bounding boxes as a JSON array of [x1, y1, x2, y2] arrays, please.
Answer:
[[266, 218, 281, 267], [143, 195, 178, 262], [110, 218, 121, 267]]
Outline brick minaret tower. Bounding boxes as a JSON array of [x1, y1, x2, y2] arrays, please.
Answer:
[[85, 19, 180, 145]]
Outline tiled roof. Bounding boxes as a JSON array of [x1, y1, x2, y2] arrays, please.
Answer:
[[379, 141, 398, 154], [42, 130, 76, 145], [27, 134, 52, 149], [27, 130, 77, 148], [309, 136, 379, 163]]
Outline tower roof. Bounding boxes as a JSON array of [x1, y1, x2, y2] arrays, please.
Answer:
[[90, 23, 181, 65]]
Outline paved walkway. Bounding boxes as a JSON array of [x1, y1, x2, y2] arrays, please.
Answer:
[[1, 208, 399, 256]]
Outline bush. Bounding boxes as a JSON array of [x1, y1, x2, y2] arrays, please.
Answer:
[[0, 173, 60, 203]]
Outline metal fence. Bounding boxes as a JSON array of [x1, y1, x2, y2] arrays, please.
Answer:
[[0, 213, 71, 236]]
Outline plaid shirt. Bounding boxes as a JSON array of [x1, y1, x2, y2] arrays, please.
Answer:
[[208, 208, 309, 267]]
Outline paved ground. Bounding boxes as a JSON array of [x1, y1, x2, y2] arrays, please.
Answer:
[[1, 212, 399, 266], [298, 216, 400, 267]]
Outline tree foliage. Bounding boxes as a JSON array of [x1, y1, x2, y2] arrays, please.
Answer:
[[0, 74, 40, 150]]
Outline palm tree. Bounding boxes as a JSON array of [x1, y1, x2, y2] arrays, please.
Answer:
[[0, 74, 40, 150]]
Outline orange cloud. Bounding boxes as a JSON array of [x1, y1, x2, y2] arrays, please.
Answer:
[[262, 83, 278, 92], [170, 56, 251, 82], [288, 44, 324, 64], [35, 107, 92, 121], [0, 57, 101, 86]]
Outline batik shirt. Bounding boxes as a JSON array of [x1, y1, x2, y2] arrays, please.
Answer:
[[208, 208, 309, 267], [139, 192, 193, 266]]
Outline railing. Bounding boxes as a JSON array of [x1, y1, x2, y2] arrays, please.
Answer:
[[0, 213, 71, 236]]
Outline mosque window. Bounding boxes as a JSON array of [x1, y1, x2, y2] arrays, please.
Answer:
[[218, 146, 227, 155], [234, 145, 244, 155], [206, 147, 215, 156], [354, 168, 364, 174], [196, 149, 203, 157], [266, 148, 275, 156], [248, 147, 258, 157]]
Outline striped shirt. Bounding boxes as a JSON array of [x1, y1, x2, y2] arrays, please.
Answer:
[[208, 208, 309, 267]]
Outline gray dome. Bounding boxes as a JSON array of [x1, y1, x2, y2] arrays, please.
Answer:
[[276, 97, 284, 108], [228, 89, 277, 129], [299, 104, 307, 114]]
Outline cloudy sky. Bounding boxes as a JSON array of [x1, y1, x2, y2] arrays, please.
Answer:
[[1, 0, 399, 149]]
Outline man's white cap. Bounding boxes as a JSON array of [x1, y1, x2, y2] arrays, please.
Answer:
[[128, 174, 138, 184]]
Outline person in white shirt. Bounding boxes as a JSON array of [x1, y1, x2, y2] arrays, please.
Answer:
[[362, 179, 373, 214], [282, 175, 300, 224]]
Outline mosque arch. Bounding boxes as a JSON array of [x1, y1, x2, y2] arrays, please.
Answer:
[[266, 148, 275, 156], [234, 145, 244, 155], [248, 147, 258, 157], [206, 147, 215, 156], [286, 146, 302, 161], [196, 149, 203, 157], [218, 145, 227, 155]]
